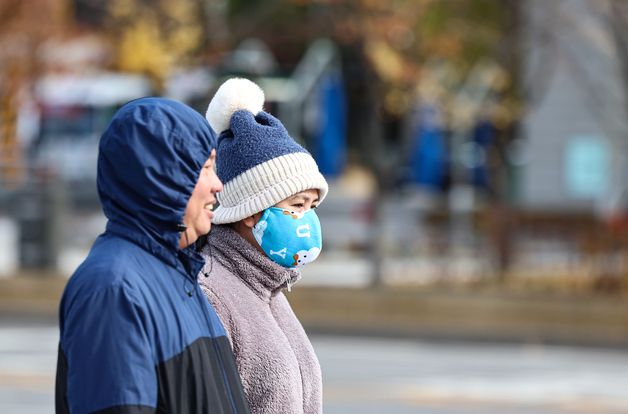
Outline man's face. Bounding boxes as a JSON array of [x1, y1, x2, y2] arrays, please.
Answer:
[[180, 150, 222, 248]]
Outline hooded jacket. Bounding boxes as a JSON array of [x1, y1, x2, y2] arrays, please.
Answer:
[[55, 98, 250, 414], [198, 225, 322, 414]]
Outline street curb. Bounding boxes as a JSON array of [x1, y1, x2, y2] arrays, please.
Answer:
[[0, 274, 65, 319], [2, 276, 628, 347], [288, 286, 628, 348]]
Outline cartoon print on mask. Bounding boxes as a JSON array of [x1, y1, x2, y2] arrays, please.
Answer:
[[254, 207, 322, 269], [282, 210, 304, 219], [292, 247, 321, 267]]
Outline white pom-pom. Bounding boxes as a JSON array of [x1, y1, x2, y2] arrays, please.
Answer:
[[205, 78, 264, 134]]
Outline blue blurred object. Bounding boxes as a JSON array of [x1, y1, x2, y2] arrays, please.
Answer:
[[470, 119, 495, 190], [312, 73, 347, 178], [565, 135, 609, 198], [407, 104, 448, 190]]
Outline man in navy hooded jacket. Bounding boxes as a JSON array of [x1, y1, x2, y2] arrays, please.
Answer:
[[55, 98, 250, 413]]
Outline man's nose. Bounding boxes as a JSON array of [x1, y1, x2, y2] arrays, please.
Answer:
[[212, 177, 224, 193]]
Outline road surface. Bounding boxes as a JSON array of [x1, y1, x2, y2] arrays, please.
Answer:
[[1, 319, 627, 413]]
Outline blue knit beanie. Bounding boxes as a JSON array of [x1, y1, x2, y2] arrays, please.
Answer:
[[205, 78, 328, 224]]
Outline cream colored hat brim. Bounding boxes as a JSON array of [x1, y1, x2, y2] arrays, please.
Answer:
[[212, 152, 329, 224]]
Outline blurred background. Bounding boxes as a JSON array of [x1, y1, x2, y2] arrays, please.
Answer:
[[2, 0, 628, 412]]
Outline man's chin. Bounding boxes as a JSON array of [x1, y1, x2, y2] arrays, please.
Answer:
[[200, 223, 212, 237]]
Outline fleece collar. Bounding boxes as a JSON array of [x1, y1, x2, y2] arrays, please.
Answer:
[[202, 225, 300, 302]]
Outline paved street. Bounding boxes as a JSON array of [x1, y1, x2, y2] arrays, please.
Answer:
[[318, 336, 628, 414], [0, 320, 57, 414], [1, 319, 628, 413]]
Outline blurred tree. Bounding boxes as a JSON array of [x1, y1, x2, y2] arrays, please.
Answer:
[[0, 0, 67, 186], [223, 0, 525, 281], [104, 0, 208, 91], [349, 0, 521, 281]]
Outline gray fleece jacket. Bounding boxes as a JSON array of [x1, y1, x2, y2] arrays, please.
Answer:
[[198, 225, 322, 414]]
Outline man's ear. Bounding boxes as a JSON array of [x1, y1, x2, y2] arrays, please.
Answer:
[[242, 212, 263, 229]]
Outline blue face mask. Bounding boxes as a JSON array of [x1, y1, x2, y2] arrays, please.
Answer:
[[252, 207, 323, 268]]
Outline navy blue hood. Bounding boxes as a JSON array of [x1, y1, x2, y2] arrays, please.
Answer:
[[97, 98, 216, 264]]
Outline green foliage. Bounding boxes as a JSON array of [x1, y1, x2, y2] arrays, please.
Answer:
[[224, 0, 518, 116], [419, 0, 508, 66]]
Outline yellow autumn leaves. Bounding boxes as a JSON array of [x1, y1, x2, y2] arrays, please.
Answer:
[[109, 0, 205, 89]]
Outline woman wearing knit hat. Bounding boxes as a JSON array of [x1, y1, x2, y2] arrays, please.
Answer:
[[197, 78, 328, 414]]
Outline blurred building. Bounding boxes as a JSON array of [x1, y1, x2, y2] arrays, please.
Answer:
[[521, 0, 627, 216]]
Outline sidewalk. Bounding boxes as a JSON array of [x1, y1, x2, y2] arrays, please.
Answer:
[[288, 286, 628, 348], [0, 272, 64, 321], [2, 272, 628, 348]]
